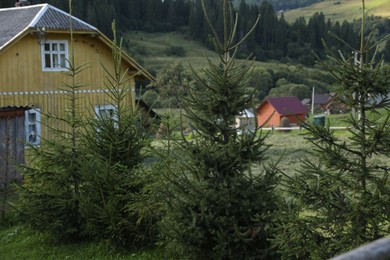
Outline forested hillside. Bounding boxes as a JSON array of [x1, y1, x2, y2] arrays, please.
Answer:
[[2, 0, 390, 65]]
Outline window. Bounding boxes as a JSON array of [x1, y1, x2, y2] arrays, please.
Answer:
[[95, 105, 117, 120], [94, 105, 118, 130], [41, 40, 68, 71], [25, 108, 41, 146]]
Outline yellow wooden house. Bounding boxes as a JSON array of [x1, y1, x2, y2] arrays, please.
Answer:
[[0, 3, 154, 185]]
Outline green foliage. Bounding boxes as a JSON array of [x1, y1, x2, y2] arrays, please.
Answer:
[[156, 1, 281, 258], [141, 90, 161, 108], [274, 2, 390, 258], [151, 62, 194, 108], [246, 67, 273, 101], [269, 82, 310, 99]]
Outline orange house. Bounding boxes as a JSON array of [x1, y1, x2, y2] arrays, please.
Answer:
[[257, 96, 308, 127]]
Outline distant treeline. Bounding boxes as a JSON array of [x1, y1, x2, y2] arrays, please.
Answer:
[[231, 0, 322, 11], [3, 0, 390, 64]]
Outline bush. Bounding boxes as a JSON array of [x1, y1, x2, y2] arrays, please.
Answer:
[[280, 116, 290, 126]]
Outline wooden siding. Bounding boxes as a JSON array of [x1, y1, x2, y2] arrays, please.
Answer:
[[0, 33, 137, 92], [257, 102, 279, 127]]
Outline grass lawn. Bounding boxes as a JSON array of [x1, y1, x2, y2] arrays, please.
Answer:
[[0, 225, 162, 260]]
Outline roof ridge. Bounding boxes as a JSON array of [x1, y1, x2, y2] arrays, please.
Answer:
[[28, 4, 48, 27], [0, 3, 46, 11]]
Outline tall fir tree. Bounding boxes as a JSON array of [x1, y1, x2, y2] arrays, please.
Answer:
[[16, 0, 87, 240], [273, 0, 390, 258], [157, 0, 281, 258]]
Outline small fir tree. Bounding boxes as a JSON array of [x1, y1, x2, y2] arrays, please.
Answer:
[[157, 0, 280, 258], [274, 0, 390, 258], [79, 22, 156, 247]]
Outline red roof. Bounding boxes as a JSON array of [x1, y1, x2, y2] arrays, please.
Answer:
[[265, 96, 308, 115]]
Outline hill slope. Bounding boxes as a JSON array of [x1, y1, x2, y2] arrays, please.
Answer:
[[283, 0, 390, 23], [125, 31, 287, 74]]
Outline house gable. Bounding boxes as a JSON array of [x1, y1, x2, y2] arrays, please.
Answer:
[[0, 4, 153, 81]]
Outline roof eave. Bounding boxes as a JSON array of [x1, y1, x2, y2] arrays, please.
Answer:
[[0, 28, 98, 53], [0, 27, 33, 53]]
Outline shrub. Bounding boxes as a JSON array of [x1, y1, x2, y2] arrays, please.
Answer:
[[280, 116, 291, 132]]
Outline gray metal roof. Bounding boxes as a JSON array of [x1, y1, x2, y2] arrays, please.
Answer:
[[32, 5, 96, 31], [0, 5, 41, 48], [0, 4, 97, 50]]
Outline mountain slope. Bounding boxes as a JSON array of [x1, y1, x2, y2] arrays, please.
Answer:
[[283, 0, 390, 23]]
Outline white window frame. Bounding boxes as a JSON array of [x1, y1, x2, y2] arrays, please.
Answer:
[[94, 104, 117, 121], [41, 40, 69, 72], [25, 108, 41, 146]]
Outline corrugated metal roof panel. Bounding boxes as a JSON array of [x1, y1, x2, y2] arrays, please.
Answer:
[[33, 6, 96, 31], [0, 5, 41, 48], [0, 4, 97, 50]]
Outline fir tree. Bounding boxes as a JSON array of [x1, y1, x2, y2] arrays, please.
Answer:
[[16, 0, 87, 240], [157, 0, 280, 258], [274, 0, 390, 258], [79, 22, 156, 247]]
